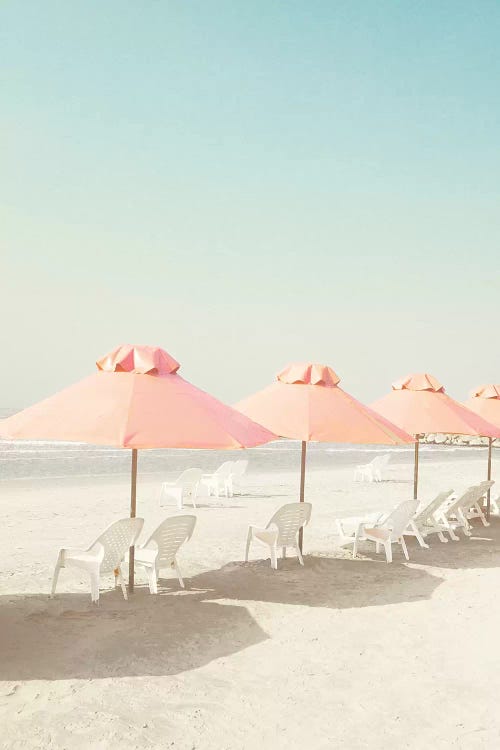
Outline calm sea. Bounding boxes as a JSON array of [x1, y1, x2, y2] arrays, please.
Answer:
[[0, 408, 484, 482]]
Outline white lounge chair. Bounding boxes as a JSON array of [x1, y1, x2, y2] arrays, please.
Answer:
[[353, 499, 419, 562], [201, 461, 235, 499], [159, 468, 203, 509], [404, 490, 456, 547], [452, 482, 493, 530], [228, 459, 249, 496], [245, 502, 312, 570], [434, 487, 480, 538], [51, 517, 144, 604], [354, 454, 391, 482], [135, 515, 196, 593]]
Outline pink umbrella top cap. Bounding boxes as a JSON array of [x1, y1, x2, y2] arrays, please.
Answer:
[[470, 384, 500, 399], [96, 344, 180, 376], [277, 363, 340, 387], [392, 373, 444, 393]]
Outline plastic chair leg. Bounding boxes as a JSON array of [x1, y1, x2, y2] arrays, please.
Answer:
[[410, 522, 429, 549], [245, 528, 253, 562], [50, 551, 64, 597], [173, 557, 184, 588], [270, 544, 278, 570], [384, 541, 393, 563], [90, 572, 100, 604], [295, 543, 304, 566], [117, 566, 128, 599], [400, 536, 409, 561]]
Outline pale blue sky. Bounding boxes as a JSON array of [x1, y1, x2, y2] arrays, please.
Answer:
[[1, 1, 499, 408]]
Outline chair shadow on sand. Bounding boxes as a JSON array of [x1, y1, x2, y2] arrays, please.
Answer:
[[2, 519, 499, 682]]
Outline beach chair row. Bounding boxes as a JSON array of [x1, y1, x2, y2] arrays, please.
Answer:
[[50, 501, 313, 604], [49, 481, 495, 604], [159, 460, 249, 508], [334, 480, 495, 563]]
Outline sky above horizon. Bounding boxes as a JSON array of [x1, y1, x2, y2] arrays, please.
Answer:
[[1, 1, 499, 410]]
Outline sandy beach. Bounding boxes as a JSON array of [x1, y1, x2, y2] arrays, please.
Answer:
[[1, 446, 499, 749]]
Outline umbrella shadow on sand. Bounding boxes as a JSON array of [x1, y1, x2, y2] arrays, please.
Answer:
[[186, 554, 443, 611], [0, 592, 268, 681], [392, 516, 500, 571]]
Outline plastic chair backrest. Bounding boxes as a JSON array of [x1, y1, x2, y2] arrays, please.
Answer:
[[384, 500, 418, 541], [232, 459, 249, 478], [477, 480, 495, 494], [92, 518, 144, 573], [214, 461, 234, 478], [378, 454, 391, 468], [147, 515, 197, 567], [447, 486, 478, 514], [176, 468, 203, 489], [416, 490, 454, 523], [267, 502, 312, 546]]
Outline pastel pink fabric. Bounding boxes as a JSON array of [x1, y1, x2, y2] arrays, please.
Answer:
[[371, 373, 500, 438], [235, 363, 414, 444], [0, 345, 276, 449], [463, 384, 500, 429]]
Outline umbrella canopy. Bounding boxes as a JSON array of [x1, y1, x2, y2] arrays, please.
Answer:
[[235, 362, 414, 444], [235, 362, 414, 550], [371, 373, 500, 501], [463, 384, 500, 427], [0, 344, 276, 449], [463, 384, 500, 514], [371, 374, 500, 439], [0, 344, 277, 589]]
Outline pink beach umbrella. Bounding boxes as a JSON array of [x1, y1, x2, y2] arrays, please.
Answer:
[[463, 385, 500, 514], [235, 363, 415, 549], [371, 374, 500, 503], [0, 344, 276, 589]]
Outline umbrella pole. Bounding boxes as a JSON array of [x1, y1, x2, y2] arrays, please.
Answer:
[[487, 437, 492, 521], [413, 436, 419, 501], [299, 440, 307, 552], [129, 448, 138, 592]]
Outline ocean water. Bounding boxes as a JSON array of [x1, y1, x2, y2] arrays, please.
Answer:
[[0, 404, 487, 481]]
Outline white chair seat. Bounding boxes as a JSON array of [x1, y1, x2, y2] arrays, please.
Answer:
[[134, 547, 158, 566]]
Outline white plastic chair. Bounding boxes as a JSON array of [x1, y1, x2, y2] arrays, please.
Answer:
[[435, 486, 486, 538], [353, 499, 418, 562], [466, 480, 494, 526], [201, 461, 235, 499], [245, 502, 312, 570], [442, 483, 493, 534], [135, 515, 196, 593], [404, 490, 456, 546], [51, 517, 144, 604], [354, 454, 390, 482], [228, 459, 249, 496], [159, 468, 202, 509]]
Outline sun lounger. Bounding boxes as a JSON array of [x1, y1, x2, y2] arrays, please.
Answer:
[[51, 518, 144, 604], [352, 499, 419, 562], [245, 502, 312, 569], [458, 481, 493, 528], [404, 490, 456, 546], [135, 515, 196, 593], [435, 486, 482, 538]]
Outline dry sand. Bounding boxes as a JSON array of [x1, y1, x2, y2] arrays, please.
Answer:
[[1, 451, 500, 749]]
